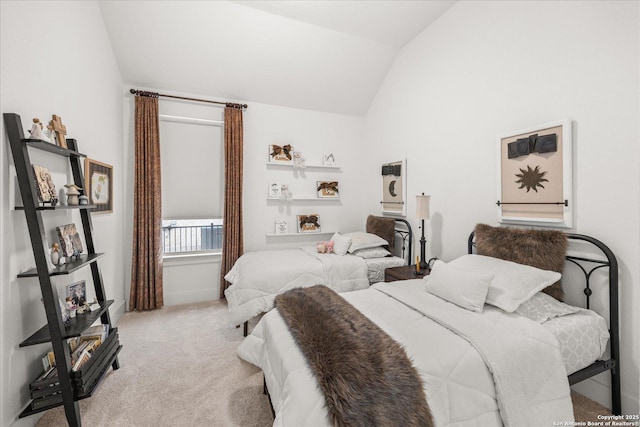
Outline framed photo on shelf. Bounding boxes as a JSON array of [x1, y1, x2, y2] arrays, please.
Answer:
[[269, 144, 293, 163], [66, 280, 87, 306], [497, 118, 572, 228], [316, 181, 339, 198], [274, 218, 289, 234], [323, 153, 336, 166], [56, 223, 83, 258], [85, 158, 113, 214], [297, 214, 321, 233], [268, 182, 282, 198]]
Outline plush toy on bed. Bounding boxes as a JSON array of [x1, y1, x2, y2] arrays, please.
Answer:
[[317, 240, 334, 254]]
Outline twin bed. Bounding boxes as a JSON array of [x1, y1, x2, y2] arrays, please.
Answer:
[[228, 222, 621, 425]]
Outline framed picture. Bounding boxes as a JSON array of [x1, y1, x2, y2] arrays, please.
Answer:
[[269, 144, 293, 163], [381, 159, 407, 217], [56, 223, 83, 258], [274, 218, 288, 234], [323, 153, 336, 166], [32, 164, 57, 204], [66, 280, 87, 306], [497, 118, 572, 228], [85, 158, 113, 214], [316, 181, 339, 198], [297, 214, 321, 233], [268, 182, 282, 198]]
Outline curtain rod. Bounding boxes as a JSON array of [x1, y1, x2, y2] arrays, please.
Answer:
[[129, 88, 247, 109]]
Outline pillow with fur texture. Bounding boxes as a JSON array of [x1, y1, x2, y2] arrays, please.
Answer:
[[474, 224, 567, 301], [366, 215, 395, 251]]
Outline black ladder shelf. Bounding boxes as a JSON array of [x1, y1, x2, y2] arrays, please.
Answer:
[[3, 113, 122, 426]]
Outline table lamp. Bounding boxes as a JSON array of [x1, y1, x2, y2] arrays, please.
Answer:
[[416, 193, 431, 271]]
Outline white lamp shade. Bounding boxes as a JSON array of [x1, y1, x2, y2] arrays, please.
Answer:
[[416, 194, 431, 220]]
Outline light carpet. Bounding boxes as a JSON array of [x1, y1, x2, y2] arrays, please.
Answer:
[[37, 300, 611, 426]]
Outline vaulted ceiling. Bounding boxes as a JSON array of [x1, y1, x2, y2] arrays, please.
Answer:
[[98, 1, 456, 116]]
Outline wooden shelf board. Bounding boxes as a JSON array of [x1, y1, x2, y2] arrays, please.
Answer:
[[19, 300, 114, 347], [22, 139, 86, 157], [15, 205, 97, 211], [266, 162, 340, 170], [267, 197, 341, 201], [266, 230, 337, 237], [17, 253, 104, 278]]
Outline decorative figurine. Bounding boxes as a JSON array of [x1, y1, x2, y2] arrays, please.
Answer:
[[78, 195, 89, 206], [292, 151, 306, 169], [50, 243, 60, 265], [64, 184, 82, 206], [28, 118, 50, 142], [65, 297, 77, 318], [279, 184, 292, 202]]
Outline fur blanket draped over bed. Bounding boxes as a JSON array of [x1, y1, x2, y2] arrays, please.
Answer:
[[274, 285, 433, 427]]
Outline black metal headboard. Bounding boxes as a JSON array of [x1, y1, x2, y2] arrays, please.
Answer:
[[394, 219, 413, 265], [467, 231, 620, 415]]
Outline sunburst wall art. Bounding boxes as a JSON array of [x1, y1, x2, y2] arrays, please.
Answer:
[[497, 119, 573, 228]]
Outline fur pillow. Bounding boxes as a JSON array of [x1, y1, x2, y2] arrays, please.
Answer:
[[474, 224, 567, 301], [366, 215, 395, 251]]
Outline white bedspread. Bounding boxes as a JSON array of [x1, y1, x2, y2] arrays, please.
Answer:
[[238, 280, 574, 427], [224, 247, 369, 325]]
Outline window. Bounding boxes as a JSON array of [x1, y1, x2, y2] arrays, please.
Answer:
[[162, 219, 223, 254], [158, 103, 224, 256]]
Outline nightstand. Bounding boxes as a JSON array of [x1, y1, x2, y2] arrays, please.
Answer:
[[384, 265, 430, 282]]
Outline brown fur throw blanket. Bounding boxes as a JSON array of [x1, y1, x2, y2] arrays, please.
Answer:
[[275, 285, 433, 427]]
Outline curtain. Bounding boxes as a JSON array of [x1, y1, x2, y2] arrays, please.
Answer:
[[219, 106, 244, 299], [130, 93, 164, 311]]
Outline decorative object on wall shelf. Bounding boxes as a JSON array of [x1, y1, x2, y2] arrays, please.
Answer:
[[269, 144, 293, 163], [274, 218, 289, 234], [85, 158, 113, 214], [292, 150, 306, 169], [56, 223, 83, 258], [32, 164, 58, 206], [64, 184, 82, 206], [497, 118, 572, 228], [49, 114, 68, 149], [323, 153, 336, 166], [66, 280, 87, 308], [268, 182, 282, 198], [297, 214, 321, 233], [28, 118, 50, 142], [317, 181, 339, 198], [280, 184, 292, 202], [381, 159, 406, 217], [50, 243, 61, 266]]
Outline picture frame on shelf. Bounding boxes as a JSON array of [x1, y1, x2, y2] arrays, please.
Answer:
[[268, 182, 282, 198], [85, 158, 113, 213], [323, 153, 336, 167], [274, 218, 289, 234], [269, 144, 293, 163], [56, 223, 83, 258], [297, 214, 321, 233], [66, 280, 87, 306], [316, 181, 339, 198], [497, 118, 572, 228]]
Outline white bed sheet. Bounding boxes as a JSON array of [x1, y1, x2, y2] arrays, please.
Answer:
[[542, 309, 610, 375]]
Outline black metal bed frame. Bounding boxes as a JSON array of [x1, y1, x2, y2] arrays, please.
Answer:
[[392, 218, 413, 265], [468, 231, 621, 415]]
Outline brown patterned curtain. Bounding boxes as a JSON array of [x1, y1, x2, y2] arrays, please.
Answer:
[[130, 93, 163, 311], [219, 106, 244, 299]]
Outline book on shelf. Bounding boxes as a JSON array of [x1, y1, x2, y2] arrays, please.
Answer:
[[31, 392, 63, 410], [72, 348, 92, 372], [30, 381, 61, 399]]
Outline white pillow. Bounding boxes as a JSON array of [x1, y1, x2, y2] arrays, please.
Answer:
[[351, 247, 391, 259], [330, 232, 352, 256], [344, 232, 388, 253], [424, 260, 493, 313], [448, 255, 562, 312], [515, 292, 580, 323]]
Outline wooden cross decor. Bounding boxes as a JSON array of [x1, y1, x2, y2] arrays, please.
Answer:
[[50, 114, 67, 149]]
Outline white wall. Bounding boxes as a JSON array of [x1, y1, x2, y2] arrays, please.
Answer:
[[0, 1, 124, 425], [122, 90, 366, 308], [363, 0, 639, 414]]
